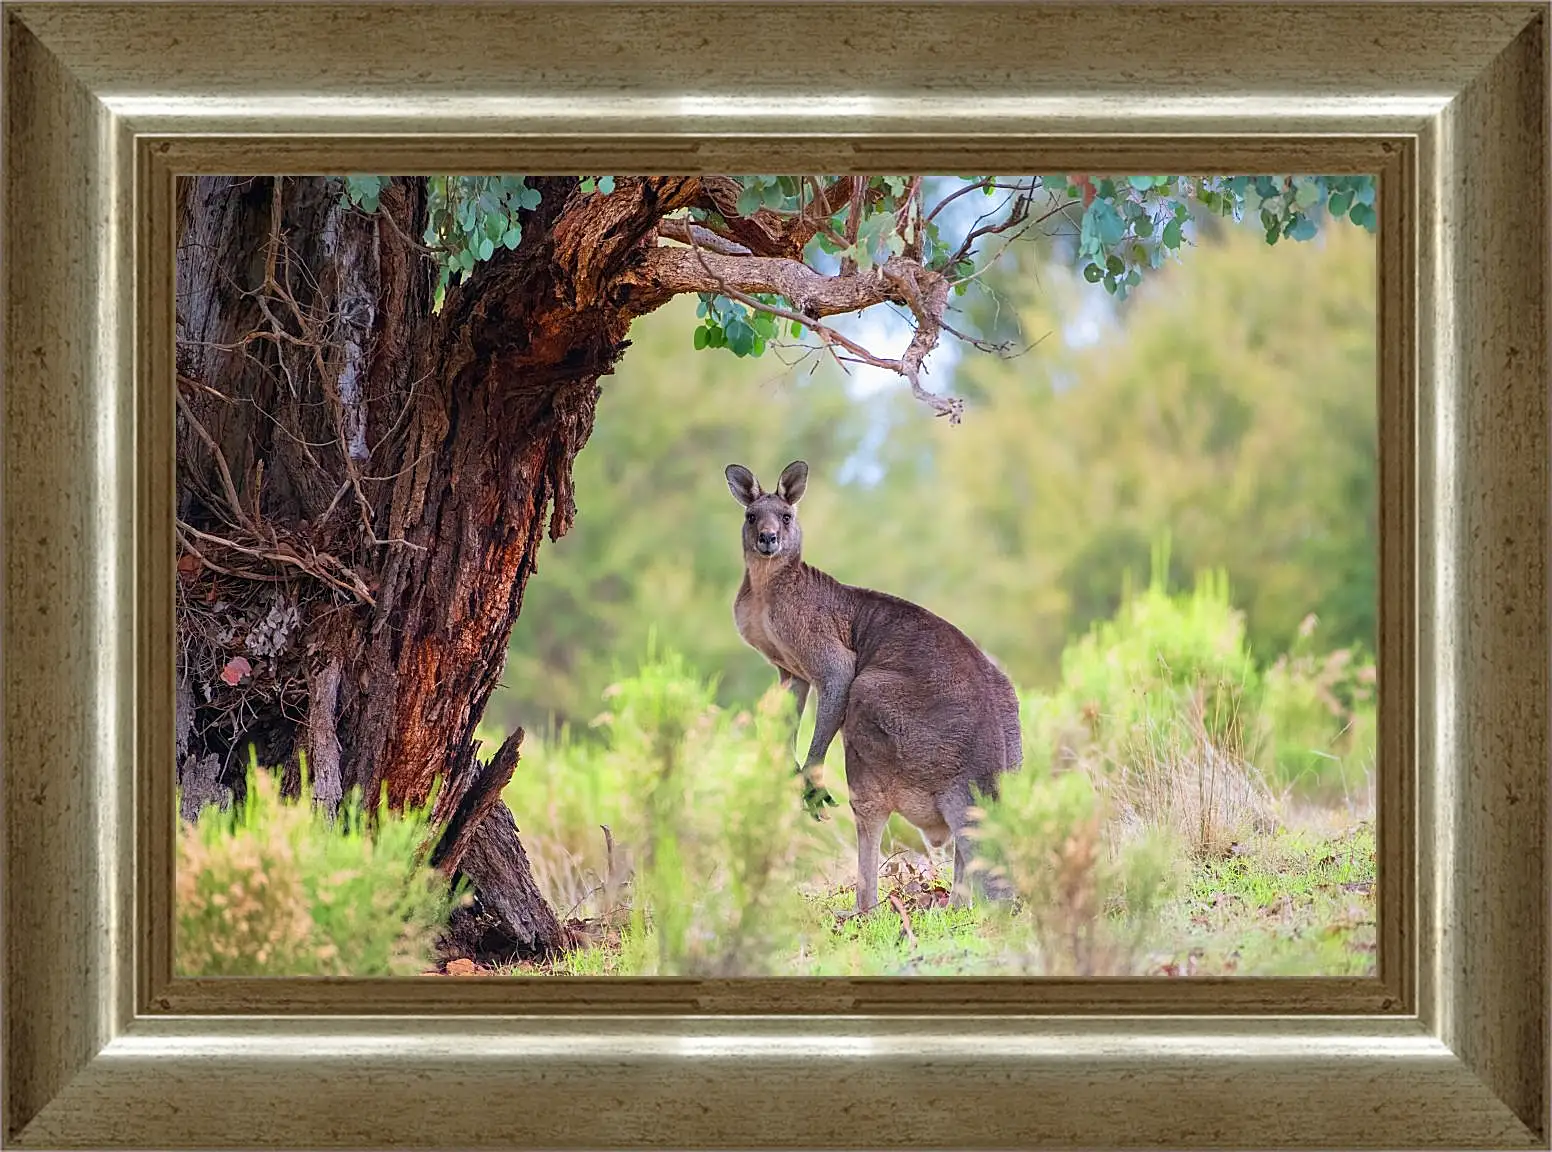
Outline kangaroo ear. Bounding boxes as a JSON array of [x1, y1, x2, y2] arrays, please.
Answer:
[[725, 464, 761, 507], [776, 460, 808, 504]]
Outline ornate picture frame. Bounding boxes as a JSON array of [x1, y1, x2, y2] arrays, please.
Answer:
[[4, 2, 1546, 1147]]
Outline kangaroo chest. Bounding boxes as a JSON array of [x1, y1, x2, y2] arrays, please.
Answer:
[[734, 587, 806, 673]]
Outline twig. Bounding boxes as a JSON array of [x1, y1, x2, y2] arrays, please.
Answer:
[[938, 317, 1019, 356], [881, 262, 962, 423], [888, 892, 919, 949], [369, 191, 439, 258], [262, 178, 377, 540], [835, 176, 864, 277], [175, 528, 289, 584], [944, 220, 1039, 290], [178, 520, 375, 605], [925, 177, 1029, 224], [910, 176, 926, 259], [946, 184, 1037, 270], [176, 390, 259, 534]]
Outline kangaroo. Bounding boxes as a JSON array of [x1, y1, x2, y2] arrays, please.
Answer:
[[725, 460, 1022, 912]]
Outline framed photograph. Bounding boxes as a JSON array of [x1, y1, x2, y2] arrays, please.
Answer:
[[4, 1, 1546, 1148]]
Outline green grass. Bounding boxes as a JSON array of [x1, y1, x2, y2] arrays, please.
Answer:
[[498, 816, 1376, 979], [1157, 820, 1376, 976]]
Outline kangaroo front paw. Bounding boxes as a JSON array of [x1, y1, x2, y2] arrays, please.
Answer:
[[799, 775, 838, 820]]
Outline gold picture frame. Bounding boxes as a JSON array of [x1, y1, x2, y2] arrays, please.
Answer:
[[3, 2, 1546, 1147]]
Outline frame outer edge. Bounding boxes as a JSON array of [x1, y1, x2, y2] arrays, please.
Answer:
[[11, 1017, 1548, 1150], [1, 0, 1549, 1148], [1424, 9, 1551, 1142], [2, 12, 132, 1142]]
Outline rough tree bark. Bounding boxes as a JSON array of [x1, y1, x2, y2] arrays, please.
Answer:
[[174, 174, 956, 961]]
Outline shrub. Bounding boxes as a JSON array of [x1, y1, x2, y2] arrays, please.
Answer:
[[1055, 552, 1265, 757], [1261, 613, 1377, 802], [968, 764, 1183, 976], [507, 645, 830, 975], [176, 750, 455, 977], [1030, 550, 1280, 858]]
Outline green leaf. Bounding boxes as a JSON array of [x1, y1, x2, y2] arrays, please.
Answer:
[[693, 325, 708, 350], [477, 236, 494, 261], [1127, 175, 1156, 191], [1091, 199, 1125, 246], [597, 175, 615, 195], [736, 186, 763, 217], [1105, 254, 1125, 276], [502, 225, 522, 250], [1288, 217, 1318, 241], [516, 184, 542, 210], [1294, 180, 1320, 209], [1327, 190, 1353, 218], [1161, 218, 1183, 249], [579, 177, 597, 195], [1083, 262, 1104, 283]]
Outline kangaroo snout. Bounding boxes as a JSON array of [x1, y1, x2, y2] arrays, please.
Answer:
[[756, 530, 780, 554]]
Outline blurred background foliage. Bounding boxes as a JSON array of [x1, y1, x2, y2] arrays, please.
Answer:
[[493, 209, 1376, 738]]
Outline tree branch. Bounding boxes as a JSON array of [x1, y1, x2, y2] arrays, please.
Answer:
[[656, 218, 752, 257], [546, 176, 705, 304], [631, 238, 962, 423], [627, 245, 903, 318]]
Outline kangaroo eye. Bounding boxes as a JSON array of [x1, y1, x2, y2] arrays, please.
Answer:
[[781, 514, 792, 526], [745, 513, 755, 524]]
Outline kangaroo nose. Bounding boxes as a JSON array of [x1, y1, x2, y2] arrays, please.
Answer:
[[758, 531, 779, 550]]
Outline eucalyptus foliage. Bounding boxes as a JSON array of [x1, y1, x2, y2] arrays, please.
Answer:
[[337, 171, 1376, 353]]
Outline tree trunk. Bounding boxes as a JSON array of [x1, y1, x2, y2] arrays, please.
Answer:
[[174, 175, 681, 960]]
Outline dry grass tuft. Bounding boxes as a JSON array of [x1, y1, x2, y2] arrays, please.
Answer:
[[1105, 686, 1280, 861]]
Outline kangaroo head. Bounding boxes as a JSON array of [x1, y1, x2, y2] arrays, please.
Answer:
[[725, 460, 808, 561]]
